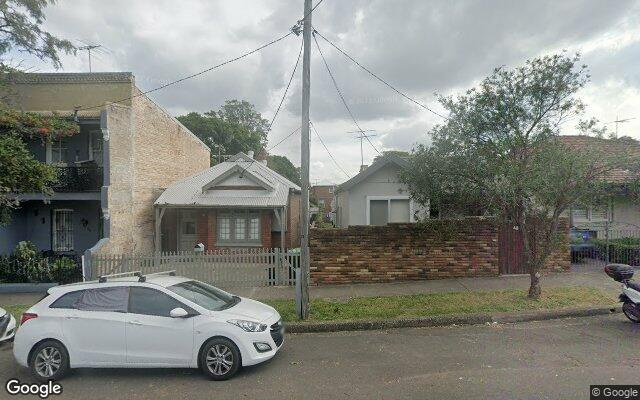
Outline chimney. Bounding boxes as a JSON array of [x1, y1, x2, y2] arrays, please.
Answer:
[[247, 150, 254, 159], [360, 165, 368, 172]]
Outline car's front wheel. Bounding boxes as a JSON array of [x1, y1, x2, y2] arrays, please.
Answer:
[[29, 340, 70, 382], [200, 338, 241, 380]]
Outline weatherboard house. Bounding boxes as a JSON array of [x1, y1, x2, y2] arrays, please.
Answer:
[[154, 152, 302, 253]]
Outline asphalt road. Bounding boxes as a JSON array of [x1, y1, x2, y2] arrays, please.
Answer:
[[1, 314, 639, 400]]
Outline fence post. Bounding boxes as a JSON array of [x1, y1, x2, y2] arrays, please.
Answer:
[[605, 218, 610, 264], [83, 249, 92, 281]]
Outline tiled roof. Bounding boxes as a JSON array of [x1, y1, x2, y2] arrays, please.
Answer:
[[154, 152, 301, 208], [8, 72, 134, 84], [557, 135, 640, 183]]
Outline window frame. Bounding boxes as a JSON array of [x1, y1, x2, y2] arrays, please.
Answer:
[[365, 196, 414, 225], [216, 210, 261, 246], [128, 286, 197, 318]]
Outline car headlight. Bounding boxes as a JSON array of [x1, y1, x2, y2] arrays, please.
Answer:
[[227, 319, 267, 332]]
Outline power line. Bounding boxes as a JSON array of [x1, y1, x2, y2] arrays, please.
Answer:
[[267, 39, 303, 133], [77, 30, 295, 111], [312, 32, 381, 155], [310, 121, 351, 178], [238, 39, 303, 176], [313, 29, 449, 121]]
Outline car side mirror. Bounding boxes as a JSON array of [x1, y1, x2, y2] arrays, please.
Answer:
[[170, 307, 189, 318]]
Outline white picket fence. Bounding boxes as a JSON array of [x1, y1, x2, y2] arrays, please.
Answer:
[[89, 248, 299, 287]]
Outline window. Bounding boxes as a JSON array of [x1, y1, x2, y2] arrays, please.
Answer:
[[129, 287, 194, 317], [571, 206, 610, 222], [217, 211, 261, 244], [74, 287, 129, 312], [51, 139, 68, 165], [182, 221, 196, 235], [318, 199, 325, 208], [53, 209, 74, 252], [218, 216, 231, 240], [50, 290, 85, 309], [89, 130, 103, 166], [367, 197, 411, 226], [168, 280, 236, 311]]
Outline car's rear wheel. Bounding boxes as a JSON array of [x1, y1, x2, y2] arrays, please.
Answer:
[[29, 340, 70, 382], [200, 338, 240, 380]]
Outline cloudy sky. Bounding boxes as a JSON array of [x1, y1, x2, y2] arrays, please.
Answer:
[[13, 0, 640, 184]]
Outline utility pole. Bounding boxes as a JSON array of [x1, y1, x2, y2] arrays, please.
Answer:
[[297, 0, 312, 320], [78, 45, 100, 72]]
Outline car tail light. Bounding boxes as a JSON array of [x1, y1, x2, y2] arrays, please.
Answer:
[[20, 313, 37, 325]]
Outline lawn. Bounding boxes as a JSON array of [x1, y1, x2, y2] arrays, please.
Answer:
[[2, 286, 614, 325], [265, 286, 615, 322]]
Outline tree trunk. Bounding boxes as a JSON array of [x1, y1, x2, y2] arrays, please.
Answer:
[[528, 268, 541, 299]]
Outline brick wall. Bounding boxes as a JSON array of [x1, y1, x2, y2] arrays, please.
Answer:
[[261, 211, 272, 248], [287, 192, 301, 248], [310, 217, 570, 285], [98, 86, 211, 255]]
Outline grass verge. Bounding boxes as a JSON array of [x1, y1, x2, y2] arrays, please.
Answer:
[[264, 286, 615, 323], [2, 286, 615, 325]]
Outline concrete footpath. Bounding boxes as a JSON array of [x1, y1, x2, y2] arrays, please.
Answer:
[[0, 269, 621, 307]]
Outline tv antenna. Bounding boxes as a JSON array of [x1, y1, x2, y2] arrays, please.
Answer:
[[347, 129, 377, 167], [606, 116, 636, 138], [78, 44, 101, 72]]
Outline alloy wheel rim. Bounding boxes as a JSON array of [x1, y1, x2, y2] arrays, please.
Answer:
[[34, 347, 62, 378], [206, 344, 233, 375]]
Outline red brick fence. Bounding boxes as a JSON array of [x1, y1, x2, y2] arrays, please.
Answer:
[[309, 217, 570, 285]]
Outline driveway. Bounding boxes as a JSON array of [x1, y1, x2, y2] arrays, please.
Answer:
[[0, 314, 638, 399]]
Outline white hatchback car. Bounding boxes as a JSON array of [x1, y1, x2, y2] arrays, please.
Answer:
[[13, 271, 284, 381]]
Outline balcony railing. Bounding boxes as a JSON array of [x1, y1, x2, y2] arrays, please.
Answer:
[[53, 166, 103, 192]]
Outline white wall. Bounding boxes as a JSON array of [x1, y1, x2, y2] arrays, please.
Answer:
[[336, 164, 426, 227]]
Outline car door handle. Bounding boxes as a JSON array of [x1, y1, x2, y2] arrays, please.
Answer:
[[65, 316, 79, 319], [128, 320, 143, 326]]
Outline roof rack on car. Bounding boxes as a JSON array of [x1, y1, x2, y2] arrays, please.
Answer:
[[98, 271, 142, 283], [137, 270, 176, 282]]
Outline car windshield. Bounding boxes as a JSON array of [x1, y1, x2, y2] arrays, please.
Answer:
[[167, 280, 238, 311]]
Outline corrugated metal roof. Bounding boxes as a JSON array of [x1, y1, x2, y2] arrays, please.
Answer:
[[155, 153, 300, 208]]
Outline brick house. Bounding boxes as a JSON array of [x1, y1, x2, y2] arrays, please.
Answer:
[[310, 185, 335, 222], [154, 152, 301, 252], [0, 72, 210, 256]]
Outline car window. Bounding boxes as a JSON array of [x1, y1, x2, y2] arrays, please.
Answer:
[[74, 287, 129, 313], [49, 290, 85, 309], [167, 280, 237, 311], [129, 287, 194, 317]]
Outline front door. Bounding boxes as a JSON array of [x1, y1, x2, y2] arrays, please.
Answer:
[[125, 287, 195, 366], [178, 210, 198, 251]]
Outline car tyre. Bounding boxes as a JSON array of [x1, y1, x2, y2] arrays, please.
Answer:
[[622, 302, 640, 323], [29, 340, 70, 382], [200, 338, 241, 380]]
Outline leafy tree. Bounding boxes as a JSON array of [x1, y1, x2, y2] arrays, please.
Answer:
[[0, 109, 79, 225], [267, 154, 300, 185], [177, 100, 269, 163], [373, 150, 410, 164], [401, 53, 636, 298]]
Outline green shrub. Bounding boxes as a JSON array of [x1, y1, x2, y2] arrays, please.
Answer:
[[0, 241, 82, 283], [592, 237, 640, 266]]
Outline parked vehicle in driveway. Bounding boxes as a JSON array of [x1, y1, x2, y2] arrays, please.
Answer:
[[13, 271, 284, 381], [0, 307, 17, 343]]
